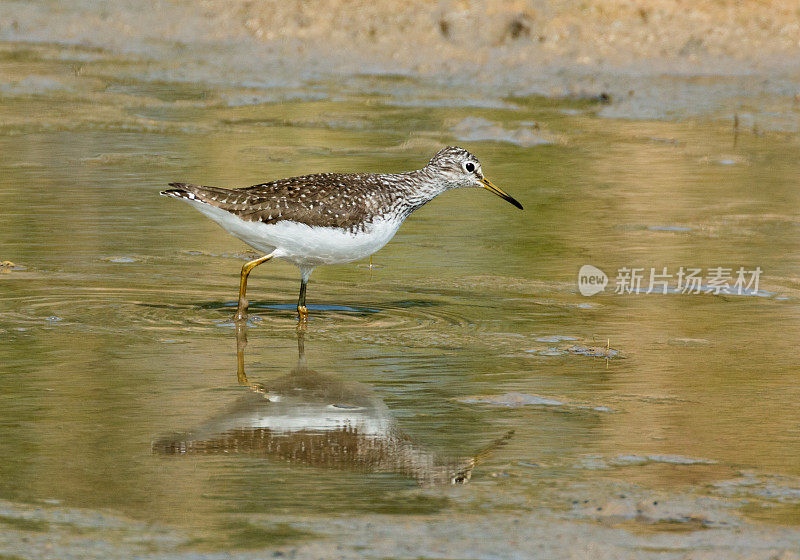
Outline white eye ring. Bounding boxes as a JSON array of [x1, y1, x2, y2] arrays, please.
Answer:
[[463, 161, 476, 173]]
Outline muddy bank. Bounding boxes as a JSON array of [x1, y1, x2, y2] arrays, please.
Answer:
[[1, 492, 799, 560], [2, 1, 800, 124]]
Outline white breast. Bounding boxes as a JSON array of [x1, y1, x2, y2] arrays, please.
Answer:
[[186, 199, 403, 267]]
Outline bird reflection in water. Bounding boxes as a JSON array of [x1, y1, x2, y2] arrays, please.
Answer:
[[154, 324, 512, 485]]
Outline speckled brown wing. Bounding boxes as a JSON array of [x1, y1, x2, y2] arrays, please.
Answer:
[[164, 173, 389, 230]]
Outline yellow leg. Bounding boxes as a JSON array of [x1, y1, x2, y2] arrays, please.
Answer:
[[235, 252, 275, 322]]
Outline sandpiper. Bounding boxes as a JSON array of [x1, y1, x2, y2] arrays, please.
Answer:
[[161, 146, 522, 322]]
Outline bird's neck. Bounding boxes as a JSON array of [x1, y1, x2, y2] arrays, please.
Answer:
[[393, 167, 450, 218]]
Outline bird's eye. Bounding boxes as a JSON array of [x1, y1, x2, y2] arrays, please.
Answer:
[[464, 162, 475, 173]]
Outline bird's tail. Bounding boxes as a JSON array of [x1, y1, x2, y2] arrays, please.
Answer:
[[160, 183, 212, 202], [160, 183, 255, 212], [160, 182, 203, 201]]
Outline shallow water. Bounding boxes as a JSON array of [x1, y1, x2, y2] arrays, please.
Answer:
[[1, 40, 800, 551]]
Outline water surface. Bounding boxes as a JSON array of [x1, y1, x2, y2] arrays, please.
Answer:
[[1, 40, 799, 553]]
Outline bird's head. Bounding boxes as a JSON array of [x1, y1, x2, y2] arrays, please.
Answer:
[[426, 146, 523, 210]]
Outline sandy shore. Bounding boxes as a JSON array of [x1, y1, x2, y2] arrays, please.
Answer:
[[2, 1, 800, 123]]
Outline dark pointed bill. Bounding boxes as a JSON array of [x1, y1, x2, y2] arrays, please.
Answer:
[[481, 178, 523, 210]]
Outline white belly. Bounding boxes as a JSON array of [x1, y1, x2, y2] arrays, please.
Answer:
[[187, 200, 402, 267]]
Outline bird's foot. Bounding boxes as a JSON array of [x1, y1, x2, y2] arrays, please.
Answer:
[[297, 305, 308, 323]]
